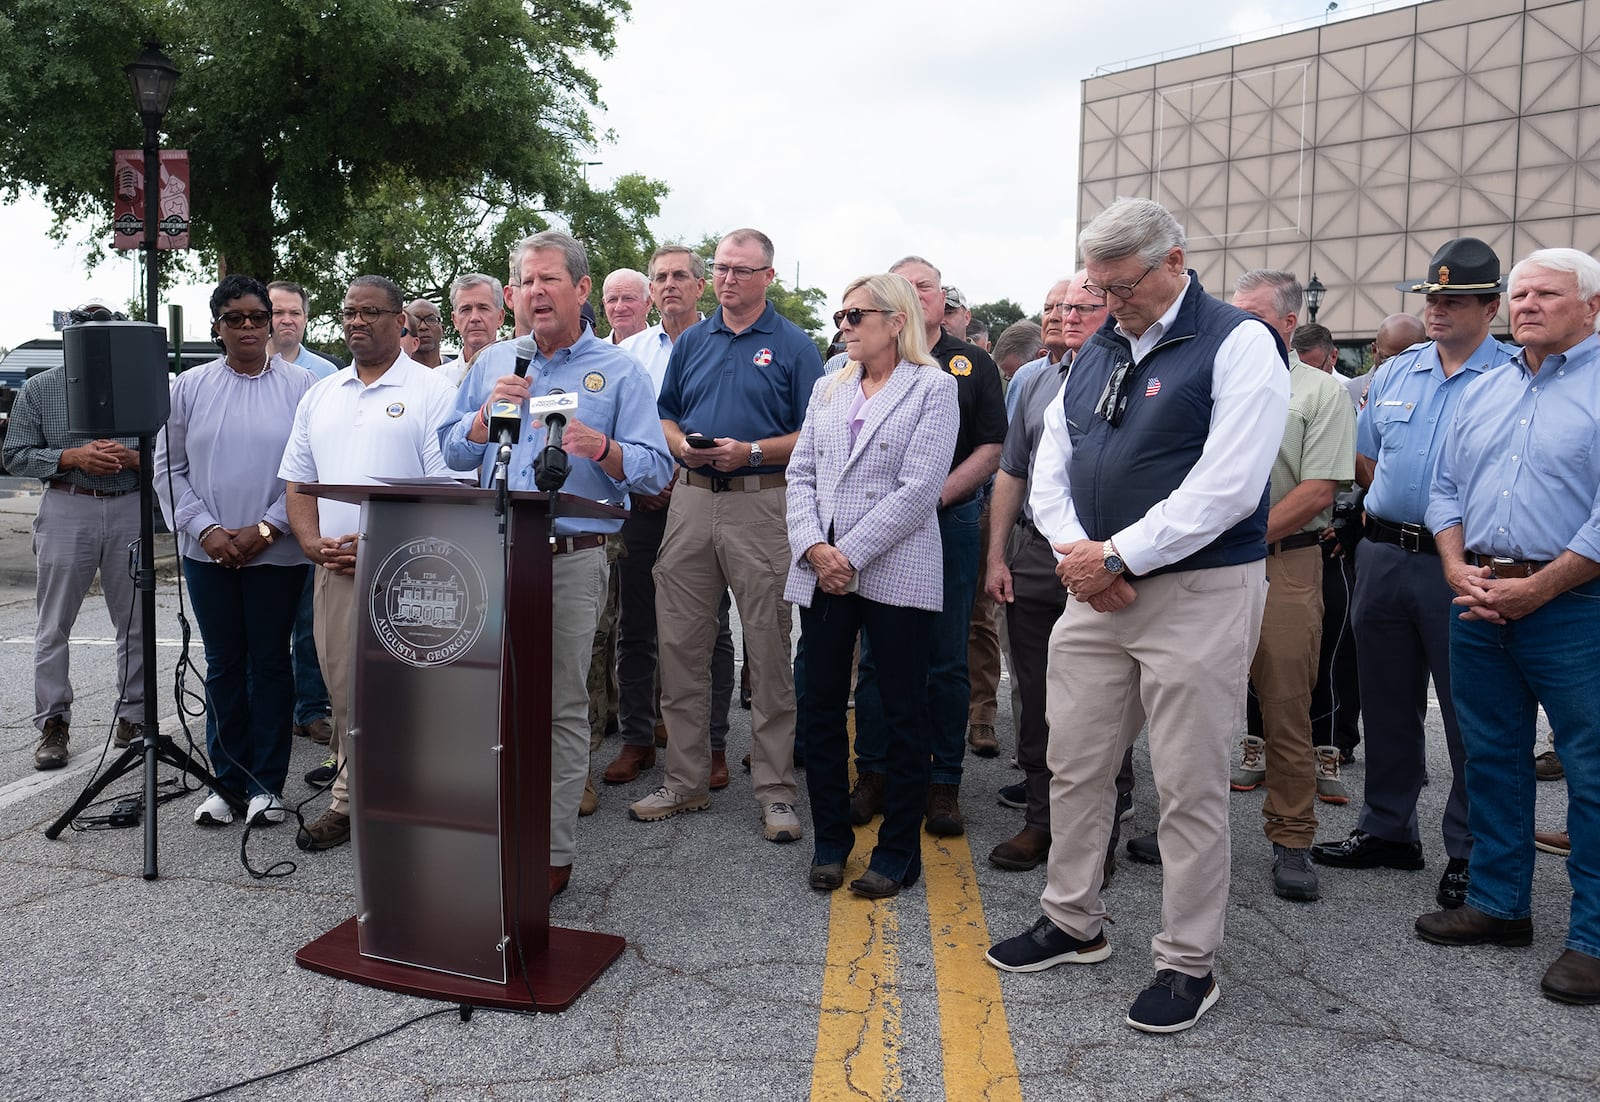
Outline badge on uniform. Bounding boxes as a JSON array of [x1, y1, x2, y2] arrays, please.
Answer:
[[1145, 378, 1162, 397], [753, 348, 773, 367], [385, 401, 406, 418], [583, 371, 606, 392], [950, 355, 972, 376]]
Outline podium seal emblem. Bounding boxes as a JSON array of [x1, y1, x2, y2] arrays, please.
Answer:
[[369, 537, 489, 668]]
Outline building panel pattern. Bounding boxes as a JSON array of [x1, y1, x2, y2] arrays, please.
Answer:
[[1079, 0, 1600, 341]]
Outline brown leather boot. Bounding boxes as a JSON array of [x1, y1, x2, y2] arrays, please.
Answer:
[[709, 750, 730, 790], [989, 825, 1051, 870], [603, 744, 656, 784]]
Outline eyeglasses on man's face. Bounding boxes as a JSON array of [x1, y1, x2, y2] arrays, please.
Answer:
[[1042, 301, 1106, 317], [711, 263, 770, 282], [339, 306, 401, 323], [1084, 266, 1155, 302]]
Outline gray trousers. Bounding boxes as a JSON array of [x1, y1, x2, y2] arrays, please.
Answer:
[[1349, 539, 1471, 859], [31, 488, 144, 729]]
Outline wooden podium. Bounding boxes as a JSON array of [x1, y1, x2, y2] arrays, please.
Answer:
[[294, 482, 626, 1012]]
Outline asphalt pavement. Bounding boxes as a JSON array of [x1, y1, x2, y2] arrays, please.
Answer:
[[0, 481, 1591, 1101]]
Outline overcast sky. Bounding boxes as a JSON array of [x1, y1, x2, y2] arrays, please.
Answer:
[[0, 0, 1419, 351]]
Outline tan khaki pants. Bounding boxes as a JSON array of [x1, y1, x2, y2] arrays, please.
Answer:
[[654, 480, 796, 804], [1042, 561, 1267, 977], [1250, 545, 1323, 847]]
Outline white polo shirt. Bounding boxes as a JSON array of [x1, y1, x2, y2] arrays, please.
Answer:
[[278, 352, 460, 539], [618, 316, 702, 398]]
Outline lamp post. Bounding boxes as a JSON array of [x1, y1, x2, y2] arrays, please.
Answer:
[[1306, 272, 1326, 324], [124, 42, 180, 325]]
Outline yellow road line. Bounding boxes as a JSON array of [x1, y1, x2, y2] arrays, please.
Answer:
[[813, 761, 1021, 1099], [924, 831, 1023, 1102], [812, 823, 903, 1101]]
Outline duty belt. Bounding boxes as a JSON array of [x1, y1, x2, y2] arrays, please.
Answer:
[[1366, 515, 1436, 555]]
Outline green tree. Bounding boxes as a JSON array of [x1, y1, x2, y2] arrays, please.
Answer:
[[972, 298, 1028, 336], [0, 0, 630, 314]]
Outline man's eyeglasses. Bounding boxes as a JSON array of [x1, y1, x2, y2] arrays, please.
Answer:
[[1095, 358, 1135, 427], [1084, 266, 1155, 301], [832, 307, 893, 328], [338, 306, 401, 323], [1043, 301, 1106, 317], [711, 263, 769, 282], [217, 310, 271, 329]]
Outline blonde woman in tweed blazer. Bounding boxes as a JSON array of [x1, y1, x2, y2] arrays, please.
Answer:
[[785, 273, 959, 899]]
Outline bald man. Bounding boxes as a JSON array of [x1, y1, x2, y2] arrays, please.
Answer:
[[1346, 314, 1426, 410]]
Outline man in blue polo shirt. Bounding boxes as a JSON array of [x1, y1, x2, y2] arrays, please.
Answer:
[[442, 230, 672, 897], [629, 228, 825, 844], [1416, 247, 1600, 1006], [1311, 238, 1518, 912]]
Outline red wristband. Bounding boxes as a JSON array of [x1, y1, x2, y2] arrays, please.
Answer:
[[591, 435, 611, 462]]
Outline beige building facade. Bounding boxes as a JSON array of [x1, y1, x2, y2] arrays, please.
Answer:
[[1079, 0, 1600, 342]]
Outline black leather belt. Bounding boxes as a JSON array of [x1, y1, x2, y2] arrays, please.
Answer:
[[551, 533, 606, 555], [1268, 532, 1323, 555], [1366, 515, 1436, 555], [47, 480, 133, 498], [1468, 552, 1549, 579], [682, 470, 787, 493]]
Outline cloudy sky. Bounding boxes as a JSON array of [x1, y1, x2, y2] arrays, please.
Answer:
[[0, 0, 1419, 350]]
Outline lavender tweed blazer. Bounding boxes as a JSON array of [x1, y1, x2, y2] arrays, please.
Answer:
[[785, 359, 959, 611]]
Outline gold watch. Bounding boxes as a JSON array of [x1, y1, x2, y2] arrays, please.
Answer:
[[257, 521, 275, 545]]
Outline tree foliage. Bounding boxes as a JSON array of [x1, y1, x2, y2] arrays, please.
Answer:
[[971, 298, 1029, 336], [0, 0, 637, 318]]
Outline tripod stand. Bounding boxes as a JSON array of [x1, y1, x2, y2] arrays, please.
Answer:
[[44, 434, 238, 878]]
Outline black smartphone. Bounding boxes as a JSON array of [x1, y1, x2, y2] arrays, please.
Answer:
[[685, 433, 717, 449]]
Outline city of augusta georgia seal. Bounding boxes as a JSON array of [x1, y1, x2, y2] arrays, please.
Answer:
[[368, 537, 489, 668]]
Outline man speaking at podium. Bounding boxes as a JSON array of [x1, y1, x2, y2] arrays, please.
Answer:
[[442, 230, 672, 898]]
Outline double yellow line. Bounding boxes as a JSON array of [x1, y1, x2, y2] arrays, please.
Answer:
[[811, 823, 1024, 1100]]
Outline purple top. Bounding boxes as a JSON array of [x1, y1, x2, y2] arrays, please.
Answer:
[[847, 383, 875, 450], [155, 355, 316, 566]]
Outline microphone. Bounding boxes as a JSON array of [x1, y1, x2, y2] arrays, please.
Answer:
[[530, 392, 581, 492], [487, 337, 537, 447]]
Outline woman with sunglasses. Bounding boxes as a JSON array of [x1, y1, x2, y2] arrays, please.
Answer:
[[785, 273, 959, 898], [155, 274, 318, 828]]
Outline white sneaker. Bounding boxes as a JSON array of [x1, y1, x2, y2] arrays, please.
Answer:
[[763, 801, 803, 843], [194, 791, 234, 826], [247, 793, 286, 825]]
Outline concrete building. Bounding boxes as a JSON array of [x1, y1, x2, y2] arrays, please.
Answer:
[[1078, 0, 1600, 344]]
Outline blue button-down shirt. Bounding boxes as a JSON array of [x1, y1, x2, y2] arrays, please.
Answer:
[[1004, 353, 1066, 421], [1357, 333, 1518, 525], [1428, 333, 1600, 563], [440, 330, 672, 536]]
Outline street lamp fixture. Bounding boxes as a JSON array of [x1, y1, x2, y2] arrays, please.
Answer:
[[1306, 272, 1326, 324], [123, 42, 179, 325]]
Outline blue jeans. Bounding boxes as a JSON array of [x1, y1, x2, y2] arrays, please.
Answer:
[[183, 559, 307, 799], [291, 568, 329, 726], [854, 496, 981, 786], [800, 591, 934, 881], [1452, 579, 1600, 957]]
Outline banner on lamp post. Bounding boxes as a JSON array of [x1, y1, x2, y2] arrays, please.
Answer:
[[113, 149, 191, 250]]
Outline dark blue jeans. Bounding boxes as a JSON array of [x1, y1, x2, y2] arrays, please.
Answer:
[[184, 559, 306, 799], [853, 496, 981, 786], [801, 590, 934, 880], [291, 567, 329, 726], [1452, 580, 1600, 956]]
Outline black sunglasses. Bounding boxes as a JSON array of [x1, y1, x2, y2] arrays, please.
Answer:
[[1095, 358, 1135, 427], [832, 307, 893, 328]]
